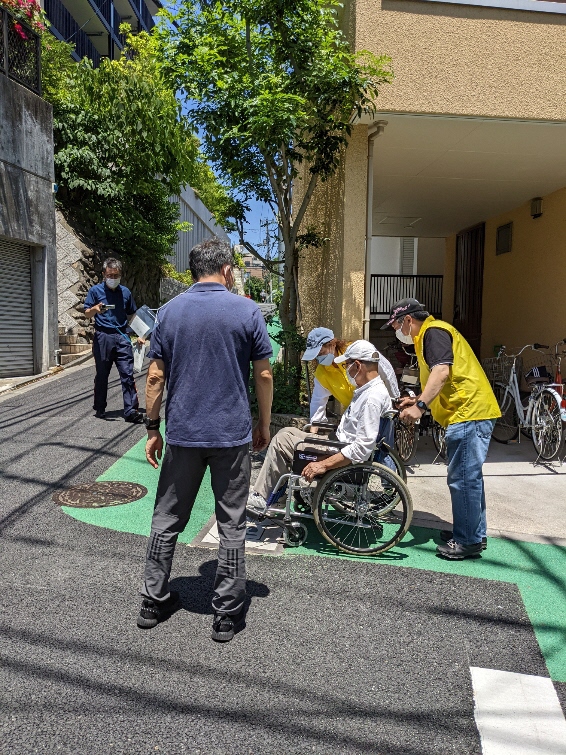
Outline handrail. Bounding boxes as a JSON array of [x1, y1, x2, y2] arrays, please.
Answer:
[[370, 274, 443, 318]]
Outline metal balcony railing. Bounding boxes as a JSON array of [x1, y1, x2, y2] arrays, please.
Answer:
[[44, 0, 101, 66], [0, 8, 41, 94], [370, 274, 444, 317], [141, 2, 154, 30]]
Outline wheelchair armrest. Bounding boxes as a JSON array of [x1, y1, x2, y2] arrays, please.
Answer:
[[311, 421, 339, 431]]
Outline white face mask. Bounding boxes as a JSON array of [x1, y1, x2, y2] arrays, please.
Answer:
[[105, 277, 121, 289], [317, 353, 334, 366], [395, 329, 413, 345], [346, 362, 360, 387], [395, 317, 414, 344]]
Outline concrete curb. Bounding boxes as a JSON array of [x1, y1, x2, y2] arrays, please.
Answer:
[[0, 351, 94, 396]]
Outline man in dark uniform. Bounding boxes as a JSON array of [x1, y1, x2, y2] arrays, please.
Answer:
[[84, 257, 144, 424]]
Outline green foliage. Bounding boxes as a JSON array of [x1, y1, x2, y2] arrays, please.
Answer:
[[268, 321, 307, 355], [41, 31, 233, 263], [158, 0, 392, 209], [250, 362, 307, 416], [162, 262, 193, 286], [244, 276, 264, 301], [156, 0, 392, 407]]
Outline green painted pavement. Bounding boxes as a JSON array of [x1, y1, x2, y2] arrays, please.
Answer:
[[267, 316, 281, 363], [63, 435, 566, 682]]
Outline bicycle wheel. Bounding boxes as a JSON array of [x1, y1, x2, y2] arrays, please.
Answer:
[[531, 388, 562, 460], [394, 419, 418, 464], [432, 422, 447, 460], [492, 382, 519, 443], [313, 463, 413, 555]]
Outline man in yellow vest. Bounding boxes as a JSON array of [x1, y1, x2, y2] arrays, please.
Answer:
[[382, 298, 500, 560]]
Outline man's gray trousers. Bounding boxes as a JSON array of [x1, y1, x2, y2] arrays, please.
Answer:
[[142, 443, 250, 615]]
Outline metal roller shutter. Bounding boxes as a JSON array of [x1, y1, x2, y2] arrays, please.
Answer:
[[0, 239, 34, 377]]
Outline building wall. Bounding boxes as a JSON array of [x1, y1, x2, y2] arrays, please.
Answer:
[[443, 186, 566, 359], [356, 0, 566, 121], [417, 238, 445, 275], [298, 125, 368, 340], [0, 75, 57, 373], [481, 186, 566, 359]]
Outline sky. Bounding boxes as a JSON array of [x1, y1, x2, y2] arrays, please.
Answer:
[[228, 197, 276, 255]]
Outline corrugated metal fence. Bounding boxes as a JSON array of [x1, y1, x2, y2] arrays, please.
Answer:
[[168, 186, 230, 273]]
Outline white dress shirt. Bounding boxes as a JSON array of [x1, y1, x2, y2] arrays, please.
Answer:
[[335, 376, 392, 464], [309, 352, 399, 423]]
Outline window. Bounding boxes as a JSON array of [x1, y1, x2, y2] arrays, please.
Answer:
[[496, 223, 512, 255]]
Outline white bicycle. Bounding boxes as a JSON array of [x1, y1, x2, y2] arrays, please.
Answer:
[[491, 343, 563, 460]]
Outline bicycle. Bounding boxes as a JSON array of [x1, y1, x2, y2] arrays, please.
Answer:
[[491, 343, 563, 460]]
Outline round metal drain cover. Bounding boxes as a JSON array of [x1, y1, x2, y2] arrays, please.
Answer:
[[53, 481, 148, 508]]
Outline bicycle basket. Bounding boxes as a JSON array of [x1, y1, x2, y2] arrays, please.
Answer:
[[482, 356, 519, 387]]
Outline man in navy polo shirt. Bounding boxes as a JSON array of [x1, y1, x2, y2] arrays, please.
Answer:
[[136, 237, 273, 642], [84, 257, 144, 424]]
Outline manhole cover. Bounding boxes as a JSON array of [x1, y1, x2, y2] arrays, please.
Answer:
[[53, 481, 148, 508]]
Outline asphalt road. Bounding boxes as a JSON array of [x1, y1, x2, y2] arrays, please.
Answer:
[[0, 361, 561, 754]]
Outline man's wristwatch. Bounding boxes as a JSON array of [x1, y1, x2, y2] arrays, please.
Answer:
[[144, 416, 161, 430], [416, 400, 428, 414]]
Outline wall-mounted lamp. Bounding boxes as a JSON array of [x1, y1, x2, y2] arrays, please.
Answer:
[[531, 197, 543, 219]]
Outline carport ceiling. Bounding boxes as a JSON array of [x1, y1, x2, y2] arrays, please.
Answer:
[[372, 114, 566, 238]]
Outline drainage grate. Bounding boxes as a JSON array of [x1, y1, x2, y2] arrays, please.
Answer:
[[53, 481, 148, 508]]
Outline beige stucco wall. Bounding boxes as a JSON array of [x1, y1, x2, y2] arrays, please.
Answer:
[[481, 186, 566, 359], [356, 0, 566, 121], [298, 125, 368, 340], [302, 0, 566, 344]]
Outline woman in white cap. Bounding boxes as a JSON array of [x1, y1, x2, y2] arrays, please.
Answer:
[[302, 327, 399, 424]]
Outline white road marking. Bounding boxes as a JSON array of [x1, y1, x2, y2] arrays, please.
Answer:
[[471, 667, 566, 754], [201, 521, 281, 551]]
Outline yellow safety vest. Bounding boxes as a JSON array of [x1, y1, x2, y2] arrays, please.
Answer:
[[413, 316, 500, 427], [314, 345, 355, 409]]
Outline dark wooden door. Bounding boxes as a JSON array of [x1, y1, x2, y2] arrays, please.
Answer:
[[453, 223, 485, 356]]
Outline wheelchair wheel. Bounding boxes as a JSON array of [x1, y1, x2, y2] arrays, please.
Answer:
[[313, 463, 413, 555], [283, 522, 308, 547], [377, 443, 407, 482]]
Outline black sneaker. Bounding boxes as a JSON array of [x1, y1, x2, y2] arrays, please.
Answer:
[[436, 539, 484, 560], [137, 590, 181, 629], [125, 411, 145, 424], [211, 610, 246, 642], [440, 530, 487, 550], [95, 410, 106, 419]]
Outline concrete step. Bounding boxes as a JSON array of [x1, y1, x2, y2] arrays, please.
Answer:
[[60, 344, 92, 355], [60, 351, 90, 365], [59, 335, 79, 345]]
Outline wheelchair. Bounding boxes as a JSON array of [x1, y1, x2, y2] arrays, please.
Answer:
[[255, 413, 413, 556]]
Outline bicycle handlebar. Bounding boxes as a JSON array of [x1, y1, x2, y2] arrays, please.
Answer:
[[499, 343, 550, 358]]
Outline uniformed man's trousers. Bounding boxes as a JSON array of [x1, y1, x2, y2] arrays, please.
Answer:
[[92, 329, 138, 417]]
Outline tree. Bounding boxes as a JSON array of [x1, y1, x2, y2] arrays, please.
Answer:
[[41, 30, 234, 265], [244, 275, 264, 301], [157, 0, 392, 375]]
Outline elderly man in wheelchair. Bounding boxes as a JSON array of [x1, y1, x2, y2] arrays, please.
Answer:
[[247, 341, 413, 555]]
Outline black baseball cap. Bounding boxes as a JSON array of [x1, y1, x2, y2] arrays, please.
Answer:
[[380, 298, 427, 329]]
